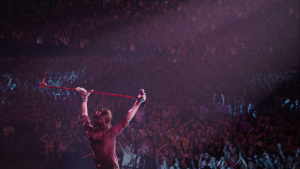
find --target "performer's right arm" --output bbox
[76,87,94,135]
[76,87,93,117]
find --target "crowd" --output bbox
[0,0,299,53]
[0,49,299,169]
[0,0,299,169]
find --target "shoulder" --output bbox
[82,115,91,123]
[82,115,93,131]
[82,115,92,127]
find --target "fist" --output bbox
[76,87,93,98]
[138,89,146,102]
[277,143,281,149]
[220,157,225,161]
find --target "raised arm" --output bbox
[239,153,248,169]
[234,96,236,108]
[76,87,93,116]
[226,98,233,114]
[156,152,163,167]
[247,103,252,113]
[156,143,168,153]
[282,98,290,108]
[240,97,243,113]
[40,133,49,143]
[221,94,225,108]
[205,93,211,105]
[296,148,300,159]
[193,98,201,107]
[197,120,204,129]
[198,153,204,169]
[163,156,168,169]
[223,141,229,153]
[254,155,264,168]
[246,127,255,138]
[265,154,275,169]
[109,91,146,137]
[174,158,181,169]
[118,141,126,154]
[191,160,197,169]
[213,94,217,106]
[277,143,286,160]
[125,91,146,122]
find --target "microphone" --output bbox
[140,89,145,108]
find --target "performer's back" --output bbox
[82,115,129,169]
[76,87,146,169]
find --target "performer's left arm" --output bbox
[111,91,146,137]
[124,92,146,122]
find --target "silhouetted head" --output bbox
[94,108,112,130]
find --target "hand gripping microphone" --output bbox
[140,89,146,108]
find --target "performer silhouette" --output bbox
[76,87,146,169]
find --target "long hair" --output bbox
[93,108,113,130]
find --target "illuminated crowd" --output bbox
[0,51,299,169]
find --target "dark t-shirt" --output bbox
[70,143,82,158]
[116,150,123,167]
[44,120,54,132]
[82,115,128,169]
[144,154,156,169]
[215,146,224,160]
[185,157,199,169]
[136,155,145,169]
